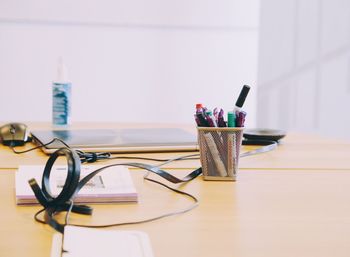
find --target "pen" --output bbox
[196,112,210,127]
[196,103,204,114]
[194,114,201,127]
[234,85,250,113]
[217,109,227,127]
[194,103,204,126]
[213,107,219,124]
[194,103,210,127]
[227,111,236,127]
[205,110,217,127]
[203,133,227,177]
[236,111,247,127]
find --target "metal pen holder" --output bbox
[197,127,244,181]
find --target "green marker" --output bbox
[227,111,236,127]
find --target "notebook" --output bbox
[31,128,199,154]
[15,165,138,205]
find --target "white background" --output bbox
[257,0,350,140]
[3,0,348,140]
[0,0,259,128]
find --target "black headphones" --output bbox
[28,147,202,233]
[29,148,93,232]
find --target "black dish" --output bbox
[243,128,286,142]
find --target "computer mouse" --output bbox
[0,123,29,146]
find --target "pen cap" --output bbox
[195,103,204,114]
[227,111,236,127]
[196,103,203,109]
[235,85,250,108]
[236,111,247,127]
[205,110,213,116]
[55,57,70,84]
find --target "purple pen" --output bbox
[236,111,247,127]
[205,110,217,127]
[217,108,227,127]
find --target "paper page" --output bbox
[51,226,154,257]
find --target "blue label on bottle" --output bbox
[52,83,71,125]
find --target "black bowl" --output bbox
[243,128,286,142]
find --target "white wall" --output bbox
[257,0,350,139]
[0,0,259,127]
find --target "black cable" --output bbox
[75,150,111,163]
[10,138,70,154]
[11,137,113,163]
[108,155,200,162]
[34,208,46,225]
[27,136,278,233]
[34,173,199,229]
[29,147,202,233]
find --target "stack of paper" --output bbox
[51,226,154,257]
[15,165,138,205]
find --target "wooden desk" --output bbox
[1,123,350,256]
[3,169,350,257]
[240,132,350,170]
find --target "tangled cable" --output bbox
[29,147,201,233]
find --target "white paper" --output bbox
[51,226,154,257]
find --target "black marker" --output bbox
[234,85,250,112]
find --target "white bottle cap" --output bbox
[55,57,70,84]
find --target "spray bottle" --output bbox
[52,57,71,126]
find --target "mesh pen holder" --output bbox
[197,127,244,181]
